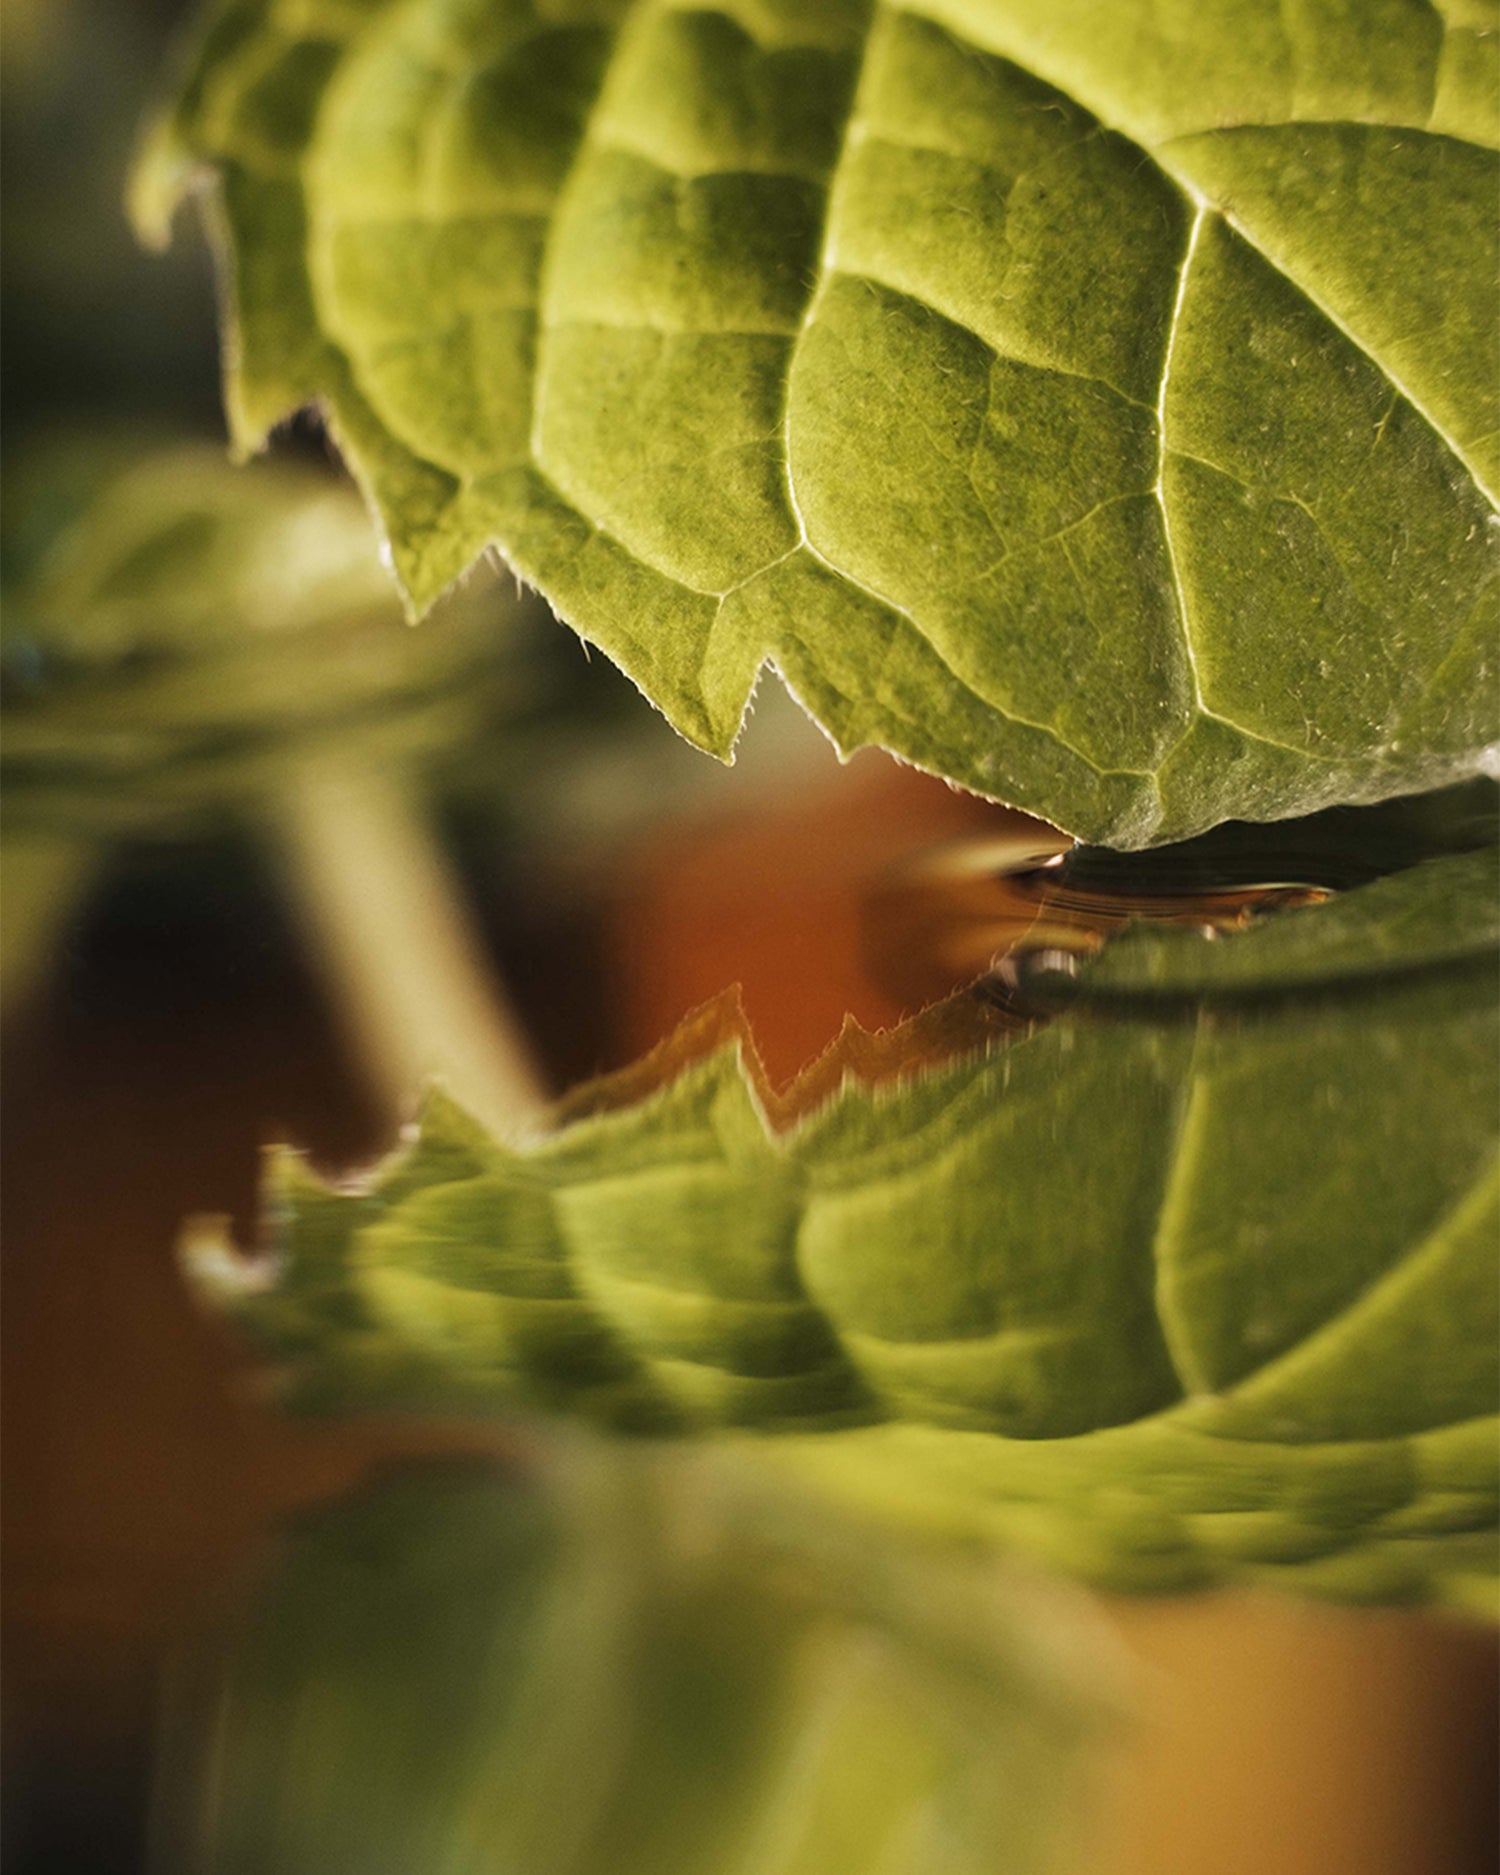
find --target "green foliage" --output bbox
[1,444,520,839]
[134,0,1499,844]
[0,441,536,1005]
[158,1455,1106,1875]
[187,846,1500,1605]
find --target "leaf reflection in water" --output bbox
[180,796,1499,1610]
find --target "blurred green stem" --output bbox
[275,760,545,1137]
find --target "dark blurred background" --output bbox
[2,0,221,492]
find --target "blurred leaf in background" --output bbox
[0,443,537,1000]
[3,447,531,821]
[154,1446,1113,1875]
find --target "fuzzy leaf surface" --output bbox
[189,848,1500,1604]
[134,0,1500,845]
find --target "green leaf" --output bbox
[157,1452,1109,1875]
[135,0,1499,844]
[186,847,1500,1605]
[1,443,525,837]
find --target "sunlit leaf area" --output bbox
[4,4,1496,1874]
